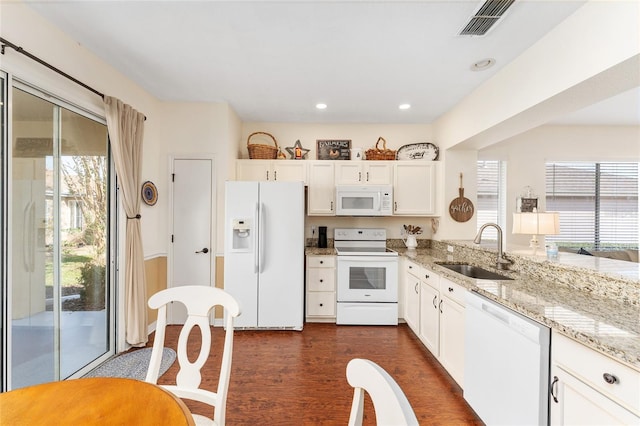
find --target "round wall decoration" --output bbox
[141,181,158,206]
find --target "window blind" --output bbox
[545,162,638,250]
[477,160,506,240]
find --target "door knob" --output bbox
[195,248,209,254]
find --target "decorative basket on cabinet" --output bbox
[365,137,396,160]
[247,132,279,159]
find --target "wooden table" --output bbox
[0,377,195,425]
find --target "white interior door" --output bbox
[170,157,215,324]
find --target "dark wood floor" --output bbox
[150,323,482,425]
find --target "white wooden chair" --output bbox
[145,286,241,426]
[346,358,419,426]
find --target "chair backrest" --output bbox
[346,358,419,426]
[145,285,241,426]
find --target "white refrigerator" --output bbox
[224,181,304,329]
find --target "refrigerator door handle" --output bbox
[254,202,260,273]
[259,202,265,274]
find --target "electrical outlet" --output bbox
[311,225,316,236]
[447,245,454,253]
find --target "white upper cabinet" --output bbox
[393,162,437,216]
[307,161,335,215]
[334,162,393,185]
[236,160,307,183]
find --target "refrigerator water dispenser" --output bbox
[231,219,252,251]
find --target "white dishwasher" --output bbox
[464,291,551,426]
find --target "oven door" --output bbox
[336,256,398,302]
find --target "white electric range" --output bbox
[334,228,399,325]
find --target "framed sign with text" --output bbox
[316,139,351,160]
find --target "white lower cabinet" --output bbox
[404,260,422,334]
[305,255,336,321]
[438,279,466,387]
[403,259,466,387]
[550,331,640,425]
[419,281,439,355]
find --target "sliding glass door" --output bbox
[9,84,113,389]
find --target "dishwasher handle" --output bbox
[482,302,510,325]
[466,291,547,344]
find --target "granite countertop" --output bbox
[399,247,640,369]
[305,247,337,256]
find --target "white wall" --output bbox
[479,124,640,247]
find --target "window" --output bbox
[545,162,638,250]
[477,161,507,240]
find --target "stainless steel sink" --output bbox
[436,263,513,280]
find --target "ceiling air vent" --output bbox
[459,0,515,36]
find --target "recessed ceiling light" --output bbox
[399,104,411,110]
[316,103,327,110]
[470,58,496,71]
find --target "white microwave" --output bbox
[335,185,393,216]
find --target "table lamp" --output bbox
[512,211,560,255]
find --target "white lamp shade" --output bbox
[513,212,560,235]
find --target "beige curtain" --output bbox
[104,96,148,347]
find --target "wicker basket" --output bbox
[365,137,396,160]
[247,132,279,159]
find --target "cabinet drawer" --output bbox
[307,256,335,268]
[439,277,466,306]
[307,292,335,316]
[307,268,335,291]
[406,260,423,278]
[554,332,640,413]
[422,267,439,290]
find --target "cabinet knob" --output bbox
[425,274,429,279]
[319,303,324,307]
[603,373,618,385]
[320,260,324,264]
[319,279,324,283]
[448,287,454,292]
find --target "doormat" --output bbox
[83,347,176,380]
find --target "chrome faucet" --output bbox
[474,223,512,270]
